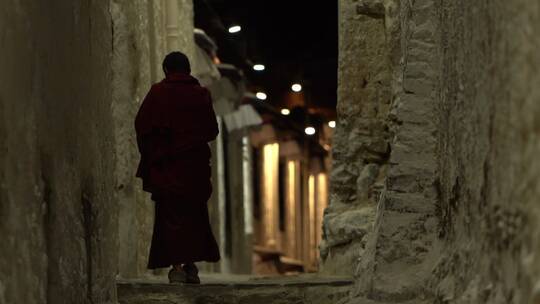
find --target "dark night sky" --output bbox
[194,0,338,112]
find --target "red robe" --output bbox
[135,73,220,268]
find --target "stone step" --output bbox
[118,274,353,304]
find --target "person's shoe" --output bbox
[182,263,201,284]
[168,268,187,284]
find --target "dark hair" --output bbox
[162,51,191,74]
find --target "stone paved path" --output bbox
[118,273,353,304]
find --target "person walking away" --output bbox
[135,51,220,284]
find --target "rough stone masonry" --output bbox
[0,0,195,303]
[323,0,540,303]
[0,1,117,303]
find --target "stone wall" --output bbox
[0,0,198,302]
[329,0,540,303]
[112,0,154,279]
[320,0,393,276]
[0,1,116,303]
[325,0,441,299]
[432,0,540,303]
[355,0,441,300]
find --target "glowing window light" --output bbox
[328,120,336,128]
[305,127,316,135]
[286,160,297,257]
[228,25,242,33]
[262,143,280,247]
[316,173,328,247]
[308,174,317,263]
[253,64,265,71]
[256,92,267,100]
[281,108,290,115]
[291,83,302,92]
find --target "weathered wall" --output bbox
[325,0,440,299]
[0,0,199,302]
[0,1,117,303]
[321,0,392,276]
[112,0,153,279]
[330,0,540,303]
[432,0,540,303]
[354,0,441,300]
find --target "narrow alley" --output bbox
[1,0,540,304]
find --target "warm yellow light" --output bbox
[291,83,302,92]
[253,64,265,71]
[256,92,267,100]
[309,175,316,219]
[316,173,328,247]
[328,120,336,128]
[308,174,316,264]
[305,127,316,135]
[281,109,290,115]
[286,160,297,257]
[228,25,242,33]
[262,143,279,248]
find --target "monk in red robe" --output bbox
[135,52,220,284]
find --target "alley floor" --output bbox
[117,273,353,304]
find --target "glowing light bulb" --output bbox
[291,83,302,92]
[256,92,267,100]
[228,25,242,33]
[305,127,316,135]
[281,109,290,115]
[328,120,336,128]
[253,64,265,71]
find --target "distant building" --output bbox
[194,29,333,275]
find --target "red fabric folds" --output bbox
[135,73,219,195]
[148,192,220,269]
[134,73,220,267]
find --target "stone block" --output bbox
[357,164,380,200]
[356,0,385,18]
[402,77,434,96]
[323,207,376,249]
[383,192,436,214]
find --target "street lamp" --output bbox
[328,121,336,128]
[228,25,242,33]
[256,92,267,100]
[253,64,265,71]
[305,127,316,135]
[291,83,302,92]
[281,109,290,115]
